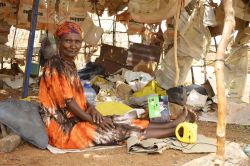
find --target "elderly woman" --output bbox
[39,21,193,149]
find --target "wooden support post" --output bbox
[191,66,195,84]
[214,0,235,165]
[0,57,3,69]
[95,2,103,43]
[173,0,183,86]
[203,57,207,82]
[113,16,116,46]
[214,37,218,52]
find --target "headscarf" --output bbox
[54,21,83,39]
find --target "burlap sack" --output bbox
[233,0,250,21]
[128,0,160,14]
[234,27,250,46]
[69,0,92,13]
[79,13,94,35]
[17,1,47,30]
[0,0,13,20]
[46,1,90,34]
[210,2,249,37]
[0,0,18,26]
[129,0,191,23]
[46,5,102,45]
[83,24,104,45]
[46,9,69,33]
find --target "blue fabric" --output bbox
[0,99,48,149]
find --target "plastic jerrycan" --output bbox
[175,122,198,144]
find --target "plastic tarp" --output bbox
[233,0,250,22]
[224,46,249,102]
[156,5,211,89]
[128,0,191,24]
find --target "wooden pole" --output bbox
[173,0,183,86]
[191,66,195,84]
[0,57,3,69]
[203,57,207,82]
[94,2,103,43]
[113,16,116,46]
[214,0,235,165]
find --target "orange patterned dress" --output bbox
[39,56,148,149]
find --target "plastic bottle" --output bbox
[83,82,96,107]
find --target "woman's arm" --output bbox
[86,102,103,124]
[66,99,115,131]
[66,99,93,123]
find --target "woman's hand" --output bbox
[86,104,103,124]
[86,103,115,131]
[99,117,115,132]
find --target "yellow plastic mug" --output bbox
[175,122,198,144]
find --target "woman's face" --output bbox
[58,33,82,60]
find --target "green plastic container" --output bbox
[30,63,40,76]
[148,95,161,118]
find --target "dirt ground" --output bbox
[0,88,250,166]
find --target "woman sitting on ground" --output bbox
[39,21,195,149]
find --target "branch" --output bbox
[214,0,235,165]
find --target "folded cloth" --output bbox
[127,134,216,154]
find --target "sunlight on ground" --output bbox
[83,153,108,159]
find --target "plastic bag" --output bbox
[186,89,208,108]
[0,99,48,149]
[78,62,105,80]
[124,70,153,91]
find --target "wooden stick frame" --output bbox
[214,0,235,165]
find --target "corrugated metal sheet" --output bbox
[127,43,161,66]
[96,43,161,74]
[96,44,130,74]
